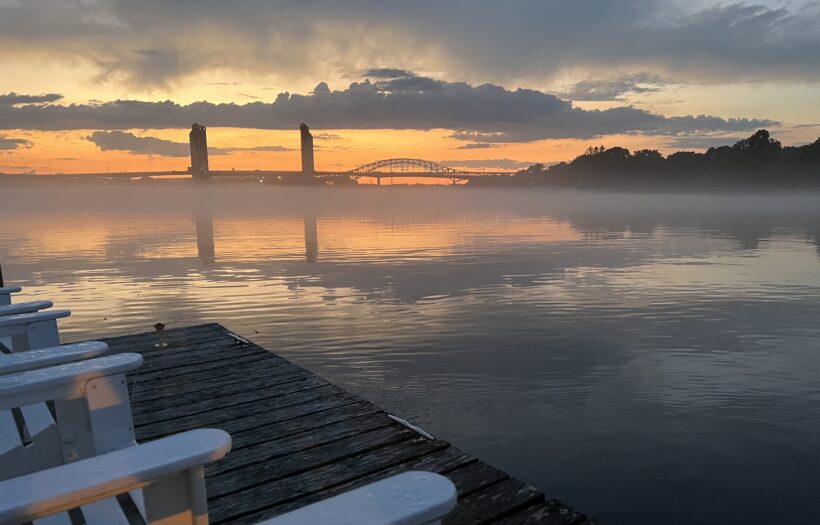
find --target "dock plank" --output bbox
[99,324,593,525]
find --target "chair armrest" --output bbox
[0,353,142,409]
[0,309,70,330]
[0,301,53,317]
[259,471,457,525]
[0,429,231,524]
[0,341,108,375]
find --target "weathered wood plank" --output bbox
[132,367,314,415]
[127,351,276,387]
[125,341,271,376]
[134,375,329,426]
[104,323,222,342]
[208,422,415,498]
[126,353,287,394]
[246,446,479,522]
[112,330,235,356]
[444,479,544,525]
[135,385,360,441]
[229,401,381,450]
[208,411,393,476]
[104,324,226,350]
[231,447,477,525]
[130,358,293,404]
[445,461,510,498]
[210,438,450,524]
[496,500,593,525]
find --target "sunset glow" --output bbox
[2,1,819,179]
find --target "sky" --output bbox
[1,0,820,176]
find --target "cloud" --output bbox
[313,132,342,141]
[0,92,62,106]
[86,130,291,157]
[363,68,416,79]
[456,142,498,150]
[1,75,776,142]
[440,159,538,170]
[1,1,819,88]
[0,135,33,150]
[560,75,662,101]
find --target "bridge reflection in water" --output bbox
[195,211,216,264]
[194,212,319,264]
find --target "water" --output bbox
[2,185,820,524]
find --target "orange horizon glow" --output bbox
[0,127,739,184]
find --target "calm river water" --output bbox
[2,185,819,524]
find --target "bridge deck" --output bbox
[101,323,595,525]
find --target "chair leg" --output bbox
[143,466,209,525]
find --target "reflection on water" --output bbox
[303,214,318,263]
[195,210,215,264]
[2,186,820,525]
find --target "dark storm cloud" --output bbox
[0,92,63,106]
[0,136,33,150]
[363,68,416,79]
[0,76,776,142]
[561,75,662,101]
[86,130,291,157]
[1,1,819,87]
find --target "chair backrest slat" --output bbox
[0,409,22,455]
[19,403,56,442]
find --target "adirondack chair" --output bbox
[0,341,109,376]
[0,353,142,482]
[0,300,53,318]
[0,353,147,524]
[0,354,457,525]
[0,287,20,307]
[0,302,53,351]
[0,435,456,525]
[0,309,70,352]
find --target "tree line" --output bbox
[469,130,820,189]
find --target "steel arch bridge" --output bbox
[341,158,512,179]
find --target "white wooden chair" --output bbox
[0,438,456,525]
[0,353,142,481]
[0,287,21,307]
[0,310,71,352]
[0,289,46,351]
[0,428,231,525]
[0,300,53,318]
[0,353,146,524]
[0,341,109,376]
[0,353,457,525]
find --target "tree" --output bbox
[732,130,781,156]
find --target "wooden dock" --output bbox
[101,323,595,525]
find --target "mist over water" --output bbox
[2,185,820,524]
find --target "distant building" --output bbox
[300,123,315,183]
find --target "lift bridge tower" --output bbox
[300,123,316,184]
[189,123,210,181]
